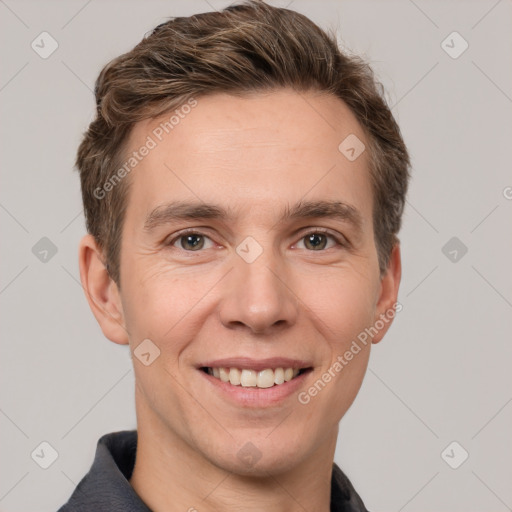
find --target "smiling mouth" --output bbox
[200,366,312,389]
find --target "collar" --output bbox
[58,430,369,512]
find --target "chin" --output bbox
[204,432,313,478]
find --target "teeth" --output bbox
[257,369,275,388]
[229,368,241,386]
[206,366,304,388]
[240,369,257,387]
[274,367,285,385]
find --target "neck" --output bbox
[130,400,337,512]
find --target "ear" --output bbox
[78,234,129,345]
[371,243,402,345]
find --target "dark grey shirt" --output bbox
[57,430,369,511]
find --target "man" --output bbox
[59,1,410,510]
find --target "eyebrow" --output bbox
[143,199,363,233]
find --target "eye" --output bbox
[295,230,344,251]
[166,228,346,253]
[169,231,215,251]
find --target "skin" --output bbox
[79,89,401,512]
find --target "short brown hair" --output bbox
[77,0,410,285]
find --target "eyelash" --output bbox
[166,227,348,252]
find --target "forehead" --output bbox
[123,89,373,229]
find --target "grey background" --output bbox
[1,0,511,510]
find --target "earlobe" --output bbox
[371,243,402,345]
[78,234,129,345]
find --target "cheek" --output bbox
[120,260,225,358]
[121,269,209,404]
[297,265,378,345]
[298,266,377,405]
[297,276,375,430]
[121,266,184,339]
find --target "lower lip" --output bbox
[198,369,311,407]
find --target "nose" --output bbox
[218,247,299,335]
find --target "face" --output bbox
[81,89,401,476]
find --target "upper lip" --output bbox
[198,357,312,372]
